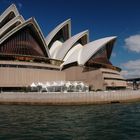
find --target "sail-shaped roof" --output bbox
[0,4,20,28]
[56,30,89,60]
[78,36,117,65]
[0,15,24,38]
[45,19,71,48]
[0,18,50,58]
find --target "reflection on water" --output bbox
[0,103,140,140]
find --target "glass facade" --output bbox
[86,45,112,67]
[1,21,21,38]
[1,12,16,28]
[48,24,69,49]
[0,27,46,57]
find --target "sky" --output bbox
[1,0,140,78]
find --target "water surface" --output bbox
[0,103,140,140]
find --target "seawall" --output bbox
[0,90,140,105]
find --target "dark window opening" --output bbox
[48,24,69,49]
[0,27,46,58]
[1,21,21,38]
[1,12,16,28]
[104,77,125,81]
[102,71,120,75]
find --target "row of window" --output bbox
[104,77,125,81]
[102,71,120,75]
[0,64,60,71]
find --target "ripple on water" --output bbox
[0,103,140,140]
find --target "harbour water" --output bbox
[0,103,140,140]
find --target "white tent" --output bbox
[30,82,37,87]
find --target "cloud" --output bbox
[122,59,140,70]
[125,34,140,53]
[121,59,140,78]
[121,70,140,79]
[111,52,116,57]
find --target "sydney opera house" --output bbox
[0,4,126,92]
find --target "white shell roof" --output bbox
[49,40,63,59]
[0,4,118,69]
[0,18,50,58]
[56,30,89,60]
[0,15,24,37]
[0,4,20,24]
[61,43,83,67]
[45,19,71,46]
[78,36,117,65]
[63,43,82,61]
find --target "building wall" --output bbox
[100,68,127,88]
[104,80,126,87]
[0,61,65,87]
[64,66,126,90]
[64,66,104,90]
[0,61,126,90]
